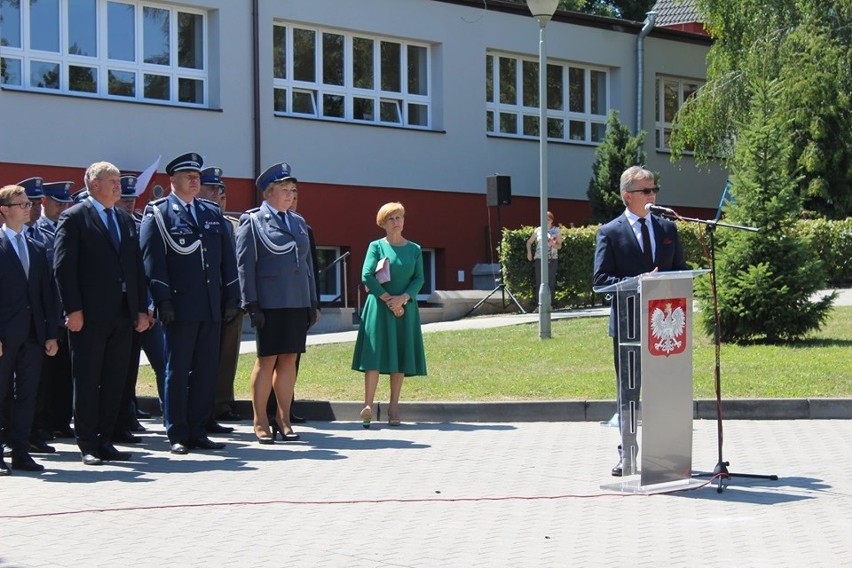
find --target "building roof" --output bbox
[651,0,700,26]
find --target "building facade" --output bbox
[0,0,724,304]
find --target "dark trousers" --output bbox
[69,318,133,454]
[214,311,243,416]
[33,328,73,435]
[0,337,43,454]
[140,321,166,411]
[114,330,143,434]
[163,321,221,443]
[533,258,558,300]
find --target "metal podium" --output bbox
[595,269,708,494]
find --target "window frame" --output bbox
[486,51,610,145]
[418,248,435,302]
[273,22,432,129]
[655,75,703,152]
[0,0,209,107]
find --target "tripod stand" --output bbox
[658,209,778,493]
[465,277,526,318]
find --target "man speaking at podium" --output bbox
[592,165,687,477]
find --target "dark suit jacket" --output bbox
[0,232,57,346]
[54,200,147,321]
[593,212,688,335]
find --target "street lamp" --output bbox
[526,0,559,339]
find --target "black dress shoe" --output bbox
[190,437,225,450]
[169,443,189,455]
[205,421,234,434]
[216,409,242,422]
[99,445,132,461]
[289,412,307,424]
[0,458,10,476]
[53,425,75,438]
[129,418,147,432]
[135,407,152,419]
[113,431,142,444]
[12,452,45,472]
[82,453,103,466]
[611,460,623,477]
[29,439,56,454]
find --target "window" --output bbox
[655,76,702,151]
[0,0,207,106]
[486,52,609,144]
[316,246,345,304]
[273,23,431,129]
[418,248,435,301]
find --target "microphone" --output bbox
[645,203,678,217]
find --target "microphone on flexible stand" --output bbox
[645,203,679,218]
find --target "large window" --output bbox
[316,246,345,304]
[486,52,609,144]
[0,0,207,106]
[273,23,431,129]
[655,76,701,151]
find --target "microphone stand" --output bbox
[654,208,778,493]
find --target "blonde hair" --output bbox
[376,201,405,227]
[0,185,26,205]
[85,161,120,186]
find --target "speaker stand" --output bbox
[464,279,526,318]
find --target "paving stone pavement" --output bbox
[2,418,851,567]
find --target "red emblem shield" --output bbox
[647,298,688,356]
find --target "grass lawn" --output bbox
[136,306,852,402]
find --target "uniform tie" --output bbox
[278,211,291,231]
[638,217,653,268]
[105,208,121,250]
[186,203,198,226]
[15,232,30,277]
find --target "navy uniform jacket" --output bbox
[0,232,57,346]
[54,200,148,322]
[140,195,239,321]
[235,202,316,310]
[592,212,687,336]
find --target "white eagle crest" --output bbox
[650,303,686,354]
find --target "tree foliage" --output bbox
[586,110,646,223]
[695,76,835,343]
[670,0,852,218]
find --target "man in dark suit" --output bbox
[140,153,240,455]
[592,165,687,477]
[54,162,150,466]
[0,184,59,474]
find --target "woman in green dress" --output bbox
[352,202,427,428]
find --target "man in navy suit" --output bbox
[140,153,240,455]
[593,165,687,477]
[54,162,150,466]
[0,184,59,474]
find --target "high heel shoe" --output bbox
[388,415,401,427]
[272,417,301,442]
[254,424,274,445]
[360,406,372,429]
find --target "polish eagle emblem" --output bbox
[648,298,687,356]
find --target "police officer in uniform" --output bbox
[30,181,75,448]
[198,167,242,429]
[140,153,240,455]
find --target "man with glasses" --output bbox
[592,165,687,477]
[54,162,150,466]
[0,185,59,474]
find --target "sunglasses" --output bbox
[2,201,34,209]
[628,186,660,195]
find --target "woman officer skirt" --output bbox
[256,307,309,356]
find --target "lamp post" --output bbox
[526,0,559,339]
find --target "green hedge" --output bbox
[499,218,851,310]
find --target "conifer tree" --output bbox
[586,110,646,223]
[696,76,835,343]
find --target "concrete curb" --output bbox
[139,397,852,422]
